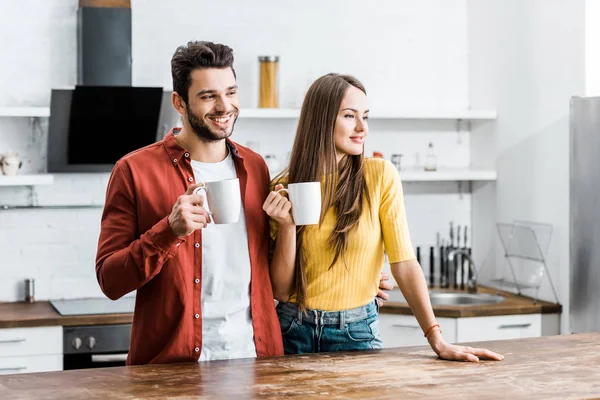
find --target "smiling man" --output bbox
[95,41,284,364]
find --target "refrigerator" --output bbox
[570,95,600,333]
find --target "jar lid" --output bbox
[258,56,279,62]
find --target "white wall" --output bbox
[586,0,600,95]
[468,0,586,333]
[0,0,475,301]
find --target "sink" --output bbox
[429,292,505,306]
[386,290,506,306]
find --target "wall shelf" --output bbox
[0,107,50,118]
[239,108,497,120]
[270,168,497,182]
[0,174,54,186]
[0,107,498,120]
[399,168,497,182]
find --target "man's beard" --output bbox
[186,103,238,143]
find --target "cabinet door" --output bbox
[0,327,62,357]
[0,355,63,375]
[456,314,541,343]
[379,314,456,348]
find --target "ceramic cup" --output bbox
[277,182,321,225]
[194,178,241,224]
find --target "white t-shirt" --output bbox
[191,151,257,362]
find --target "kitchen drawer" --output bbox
[378,314,456,348]
[0,327,62,357]
[0,355,62,375]
[456,314,542,343]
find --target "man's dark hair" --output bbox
[171,40,236,103]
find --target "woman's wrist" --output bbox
[427,329,445,354]
[278,221,296,230]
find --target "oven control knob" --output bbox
[87,336,96,349]
[72,337,82,350]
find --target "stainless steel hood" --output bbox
[77,0,132,86]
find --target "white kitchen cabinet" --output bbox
[379,313,559,349]
[379,314,456,348]
[0,355,62,375]
[0,327,63,374]
[456,314,541,343]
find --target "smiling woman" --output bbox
[263,73,504,362]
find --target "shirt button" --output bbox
[188,177,193,182]
[194,347,200,352]
[173,158,178,163]
[194,314,200,319]
[195,243,200,248]
[184,153,190,158]
[194,279,200,284]
[176,243,181,247]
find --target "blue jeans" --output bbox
[275,300,383,354]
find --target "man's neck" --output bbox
[175,127,229,163]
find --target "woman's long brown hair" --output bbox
[274,73,370,311]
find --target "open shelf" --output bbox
[0,107,50,118]
[0,107,498,121]
[0,174,54,186]
[239,108,497,120]
[399,168,497,182]
[270,168,497,182]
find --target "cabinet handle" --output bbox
[0,338,26,344]
[391,324,420,329]
[0,366,26,372]
[498,323,532,329]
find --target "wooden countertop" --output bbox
[0,332,598,399]
[0,301,132,328]
[0,285,561,329]
[380,285,562,317]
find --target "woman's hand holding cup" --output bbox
[263,184,295,226]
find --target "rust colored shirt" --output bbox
[95,128,283,365]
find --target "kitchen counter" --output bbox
[380,285,562,317]
[0,301,132,328]
[0,284,561,329]
[0,332,598,399]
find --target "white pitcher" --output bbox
[1,152,23,176]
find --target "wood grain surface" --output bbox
[0,284,560,329]
[0,333,598,399]
[380,285,562,317]
[0,301,132,328]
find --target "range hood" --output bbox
[77,0,132,86]
[47,1,180,173]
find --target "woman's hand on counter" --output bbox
[427,330,505,362]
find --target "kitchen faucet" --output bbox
[447,249,478,293]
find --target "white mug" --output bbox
[1,152,22,176]
[277,182,322,226]
[194,178,241,224]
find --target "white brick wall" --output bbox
[0,0,474,301]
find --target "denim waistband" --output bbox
[277,300,378,329]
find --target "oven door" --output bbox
[64,352,129,370]
[63,324,131,370]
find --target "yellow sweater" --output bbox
[270,158,416,311]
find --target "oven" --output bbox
[62,324,131,370]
